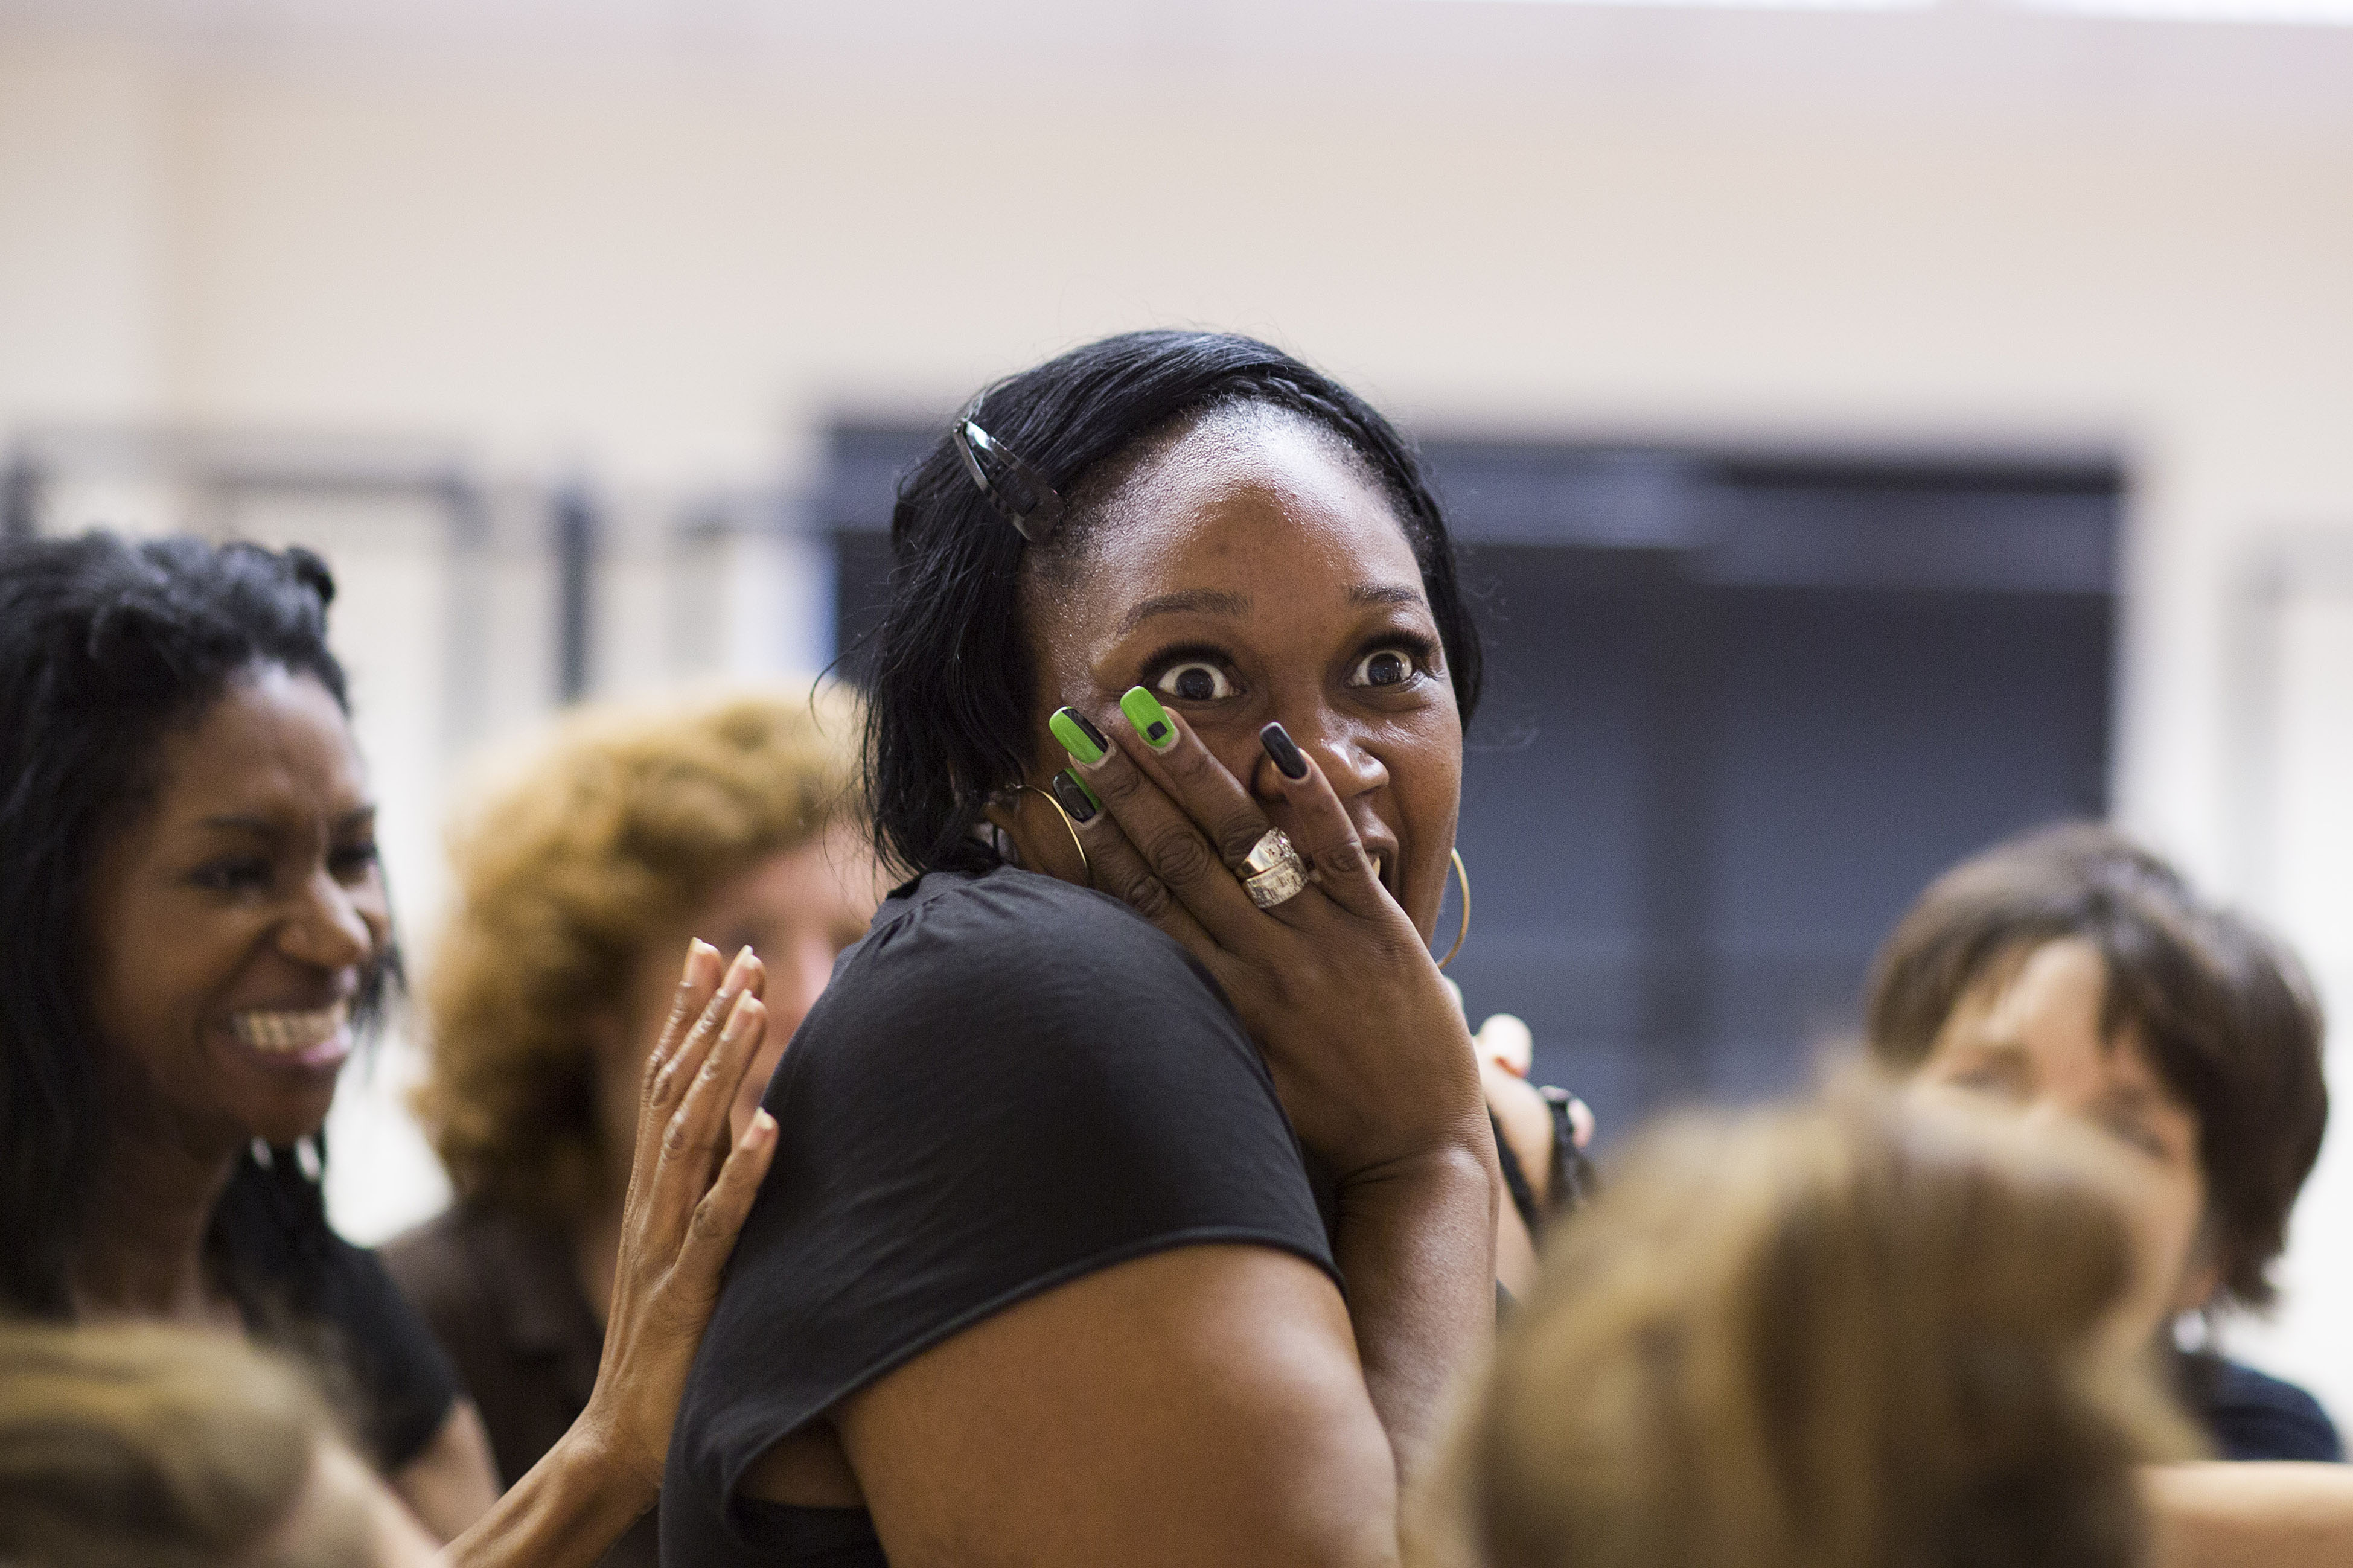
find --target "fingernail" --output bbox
[723,991,759,1037]
[1050,770,1100,823]
[680,939,710,985]
[726,944,755,984]
[1260,722,1308,780]
[1120,687,1176,750]
[749,1108,777,1146]
[1050,706,1109,765]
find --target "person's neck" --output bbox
[71,1127,241,1326]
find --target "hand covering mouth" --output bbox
[229,1000,350,1055]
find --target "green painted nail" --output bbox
[1049,706,1108,766]
[1120,687,1176,750]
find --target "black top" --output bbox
[384,1205,657,1568]
[2182,1354,2345,1463]
[663,867,1340,1567]
[211,1155,461,1471]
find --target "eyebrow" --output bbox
[1118,590,1253,636]
[1116,581,1428,638]
[198,815,278,837]
[196,808,376,835]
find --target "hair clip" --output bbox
[952,394,1066,545]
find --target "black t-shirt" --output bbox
[663,867,1340,1567]
[2182,1353,2345,1463]
[211,1154,462,1471]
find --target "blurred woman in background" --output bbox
[0,532,780,1566]
[388,686,879,1568]
[1416,1088,2201,1568]
[1866,823,2336,1462]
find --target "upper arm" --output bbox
[2144,1462,2353,1568]
[388,1398,501,1542]
[836,1243,1397,1568]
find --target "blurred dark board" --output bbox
[823,427,2117,1140]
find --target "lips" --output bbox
[229,1001,350,1060]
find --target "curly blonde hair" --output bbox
[413,685,862,1220]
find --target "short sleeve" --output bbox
[669,867,1337,1514]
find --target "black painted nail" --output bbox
[1050,770,1100,823]
[1260,722,1309,780]
[1050,706,1110,765]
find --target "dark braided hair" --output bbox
[0,532,382,1316]
[864,330,1483,878]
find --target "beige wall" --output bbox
[7,7,2353,1410]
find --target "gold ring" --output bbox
[1242,827,1298,878]
[1244,857,1310,909]
[1238,827,1310,909]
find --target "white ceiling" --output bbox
[3,0,2352,124]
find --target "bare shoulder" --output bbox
[2146,1462,2353,1568]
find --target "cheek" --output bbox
[354,877,395,945]
[84,884,220,1068]
[2145,1164,2209,1273]
[1392,727,1463,914]
[2110,1162,2208,1334]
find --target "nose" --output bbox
[1251,709,1388,803]
[279,866,379,974]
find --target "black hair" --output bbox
[0,532,378,1316]
[864,330,1484,878]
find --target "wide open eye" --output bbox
[1347,648,1418,690]
[1155,661,1236,703]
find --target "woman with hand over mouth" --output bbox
[666,331,1522,1568]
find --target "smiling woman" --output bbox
[0,533,786,1568]
[0,534,486,1523]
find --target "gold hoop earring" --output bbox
[1438,848,1470,970]
[1012,783,1090,885]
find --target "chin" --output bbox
[240,1092,339,1152]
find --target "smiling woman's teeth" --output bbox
[231,1002,349,1054]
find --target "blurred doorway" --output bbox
[822,430,2118,1136]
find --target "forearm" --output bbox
[438,1429,654,1568]
[1332,1132,1497,1486]
[2145,1462,2353,1568]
